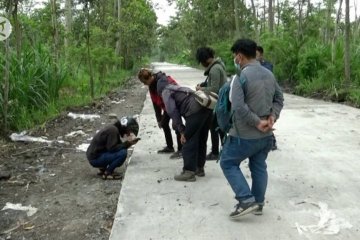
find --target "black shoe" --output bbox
[230,201,259,219]
[169,151,182,159]
[195,167,205,177]
[157,146,175,154]
[253,205,263,215]
[206,152,219,160]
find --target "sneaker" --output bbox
[195,168,205,177]
[174,170,196,182]
[206,152,219,161]
[229,201,259,219]
[157,146,175,154]
[253,205,263,215]
[169,151,182,159]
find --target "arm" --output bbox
[201,67,221,93]
[161,89,185,133]
[231,74,261,127]
[152,102,162,122]
[271,81,284,120]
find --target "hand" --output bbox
[256,119,271,133]
[125,138,140,147]
[268,115,275,127]
[180,133,186,144]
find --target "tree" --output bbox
[269,0,274,33]
[344,0,351,86]
[2,1,13,134]
[64,0,73,58]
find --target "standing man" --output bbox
[220,39,284,218]
[256,45,277,150]
[195,47,227,160]
[256,46,273,72]
[138,68,183,159]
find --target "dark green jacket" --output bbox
[202,58,227,94]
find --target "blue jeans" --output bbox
[220,135,273,203]
[89,148,128,174]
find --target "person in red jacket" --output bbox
[138,68,182,159]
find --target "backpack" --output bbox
[215,81,233,133]
[165,84,218,110]
[215,75,246,134]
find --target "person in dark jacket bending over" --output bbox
[195,47,227,160]
[220,39,284,218]
[86,116,140,180]
[158,79,212,181]
[138,68,183,159]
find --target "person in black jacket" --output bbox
[86,116,139,180]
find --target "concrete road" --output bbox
[109,62,360,240]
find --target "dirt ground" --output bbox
[0,77,147,240]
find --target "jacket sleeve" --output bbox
[271,81,284,120]
[152,102,162,122]
[231,74,261,127]
[161,89,185,133]
[202,66,222,93]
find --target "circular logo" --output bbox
[0,17,12,41]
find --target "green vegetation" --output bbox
[159,0,360,106]
[0,0,157,134]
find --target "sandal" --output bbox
[102,172,123,180]
[97,168,106,176]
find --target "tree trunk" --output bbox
[50,0,59,74]
[85,1,94,98]
[325,0,335,43]
[234,0,241,38]
[250,0,259,41]
[331,0,343,62]
[276,0,281,32]
[13,0,21,58]
[2,2,13,134]
[115,0,121,56]
[268,0,274,33]
[297,0,304,39]
[64,0,72,58]
[344,0,351,87]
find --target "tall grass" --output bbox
[0,43,132,132]
[0,44,66,130]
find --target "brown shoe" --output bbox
[195,168,205,177]
[174,170,196,182]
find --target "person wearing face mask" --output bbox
[86,116,140,180]
[220,39,284,218]
[195,47,227,161]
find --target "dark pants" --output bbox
[182,108,212,172]
[209,113,225,154]
[162,113,182,151]
[89,148,127,174]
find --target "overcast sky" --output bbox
[151,0,357,26]
[151,0,177,26]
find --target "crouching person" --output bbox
[86,116,140,180]
[157,80,212,182]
